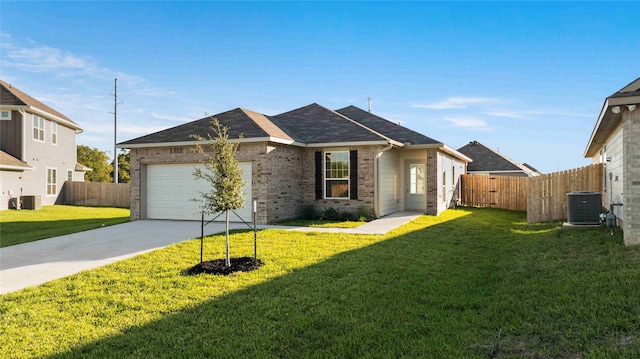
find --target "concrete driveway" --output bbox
[0,220,249,295]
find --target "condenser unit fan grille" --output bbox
[566,191,601,225]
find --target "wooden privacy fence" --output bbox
[63,181,130,208]
[527,164,603,224]
[459,163,604,223]
[460,175,528,211]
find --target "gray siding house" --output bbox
[118,103,471,224]
[585,77,640,246]
[0,80,88,210]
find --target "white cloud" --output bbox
[484,111,527,120]
[5,45,92,73]
[413,97,498,110]
[1,32,157,92]
[445,116,491,131]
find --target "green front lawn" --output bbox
[0,205,130,247]
[1,208,639,357]
[276,218,365,228]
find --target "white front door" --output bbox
[406,162,426,211]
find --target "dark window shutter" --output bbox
[350,150,358,199]
[315,151,322,200]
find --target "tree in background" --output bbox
[192,118,245,267]
[111,149,130,183]
[77,145,113,182]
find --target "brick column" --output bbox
[426,148,438,215]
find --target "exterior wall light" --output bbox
[628,104,636,112]
[611,106,621,114]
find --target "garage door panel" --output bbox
[147,162,252,221]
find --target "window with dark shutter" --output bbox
[315,151,322,199]
[350,150,358,199]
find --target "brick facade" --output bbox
[425,148,438,215]
[129,142,304,225]
[623,108,640,245]
[301,146,377,216]
[129,142,456,224]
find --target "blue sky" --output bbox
[1,1,638,173]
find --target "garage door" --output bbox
[146,162,252,221]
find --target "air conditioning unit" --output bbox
[566,192,601,225]
[20,195,42,210]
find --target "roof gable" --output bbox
[458,141,527,173]
[335,105,441,145]
[119,108,288,146]
[0,80,80,130]
[584,77,640,157]
[270,103,386,144]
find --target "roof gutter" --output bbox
[405,143,472,163]
[584,95,640,158]
[3,105,83,133]
[117,136,296,149]
[118,138,400,149]
[0,164,34,171]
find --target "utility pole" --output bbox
[112,78,119,183]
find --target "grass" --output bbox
[0,205,130,247]
[276,218,365,228]
[1,207,640,357]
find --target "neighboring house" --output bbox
[118,103,471,224]
[584,77,640,246]
[0,80,88,210]
[457,140,542,177]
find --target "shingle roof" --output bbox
[119,103,446,148]
[335,105,442,145]
[0,80,80,129]
[118,108,292,145]
[270,103,386,144]
[0,150,32,170]
[457,141,524,172]
[522,163,542,175]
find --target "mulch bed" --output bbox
[187,256,263,276]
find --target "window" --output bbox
[324,151,349,198]
[0,110,10,121]
[409,164,425,194]
[67,169,73,182]
[47,168,57,195]
[51,122,58,145]
[442,172,447,203]
[452,166,455,186]
[33,115,45,141]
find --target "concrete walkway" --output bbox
[0,212,423,295]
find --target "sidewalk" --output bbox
[0,212,422,295]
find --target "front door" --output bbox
[406,162,426,210]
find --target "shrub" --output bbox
[299,204,319,220]
[356,205,375,222]
[322,207,338,221]
[338,210,356,222]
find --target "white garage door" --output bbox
[146,162,252,222]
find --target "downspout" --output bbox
[374,141,394,218]
[19,110,27,161]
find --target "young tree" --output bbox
[77,145,113,182]
[192,118,245,267]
